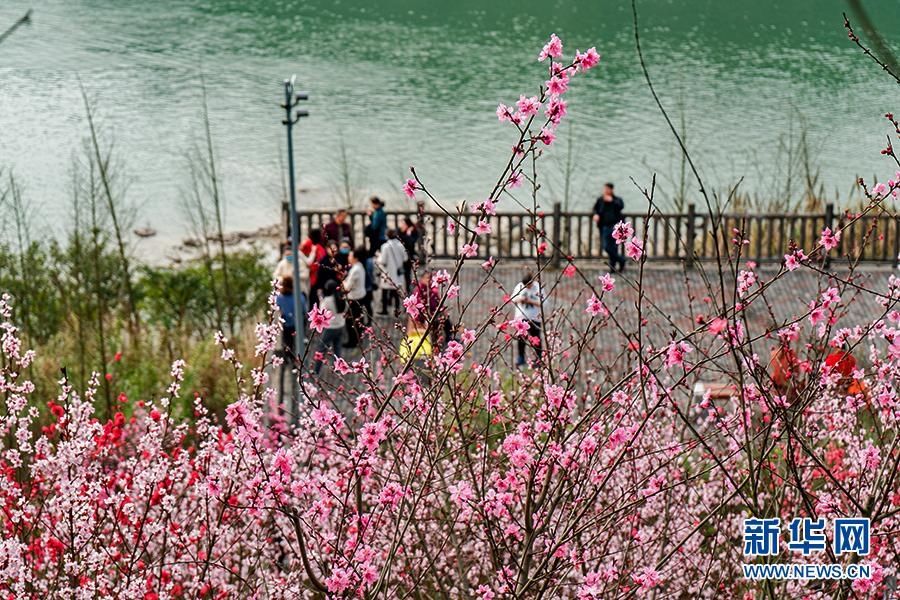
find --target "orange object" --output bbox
[770,345,798,388]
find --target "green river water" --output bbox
[1,0,898,251]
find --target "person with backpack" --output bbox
[592,182,626,273]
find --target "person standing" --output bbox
[275,276,303,405]
[335,241,351,269]
[341,246,368,348]
[276,276,298,357]
[376,230,408,316]
[324,208,353,246]
[592,182,626,273]
[312,242,341,306]
[399,217,420,293]
[304,228,327,301]
[354,245,376,322]
[365,196,387,252]
[510,271,544,368]
[313,280,347,374]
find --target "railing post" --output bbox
[894,215,900,268]
[824,203,834,269]
[551,202,562,268]
[685,203,696,268]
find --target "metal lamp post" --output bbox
[281,76,309,366]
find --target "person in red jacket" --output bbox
[304,228,327,303]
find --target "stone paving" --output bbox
[313,260,897,377]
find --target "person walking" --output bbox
[510,271,544,368]
[313,280,346,374]
[342,246,368,348]
[365,196,387,252]
[324,208,353,246]
[399,217,420,293]
[376,229,408,316]
[592,182,626,273]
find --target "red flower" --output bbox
[824,351,856,377]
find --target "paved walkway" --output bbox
[295,261,896,390]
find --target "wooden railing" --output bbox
[283,202,900,266]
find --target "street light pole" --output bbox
[281,76,309,368]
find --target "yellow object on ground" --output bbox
[400,332,433,362]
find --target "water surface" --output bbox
[1,0,898,253]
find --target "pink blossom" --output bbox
[538,127,556,146]
[538,33,563,61]
[508,318,531,337]
[325,568,352,594]
[861,442,881,470]
[625,237,644,261]
[403,294,424,320]
[563,264,576,278]
[496,103,512,122]
[586,295,608,317]
[665,340,692,368]
[475,219,492,235]
[515,95,541,118]
[575,47,601,70]
[402,178,417,199]
[708,317,727,335]
[507,171,523,188]
[448,480,473,507]
[545,96,567,125]
[358,421,388,453]
[477,585,495,600]
[784,252,800,271]
[632,566,662,590]
[546,75,568,96]
[737,269,757,297]
[612,221,633,243]
[433,269,451,285]
[461,242,479,258]
[311,405,344,430]
[819,227,841,251]
[808,302,826,326]
[378,482,406,509]
[308,304,334,333]
[599,273,615,292]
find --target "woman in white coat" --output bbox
[376,229,408,315]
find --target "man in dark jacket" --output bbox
[592,182,626,273]
[324,209,353,246]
